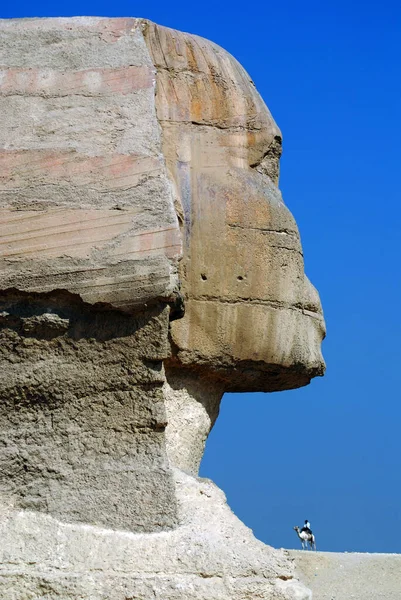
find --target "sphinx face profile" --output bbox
[0,18,325,396]
[145,23,326,392]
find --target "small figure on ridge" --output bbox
[301,519,312,535]
[294,522,316,551]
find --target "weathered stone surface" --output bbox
[163,370,224,475]
[288,550,401,600]
[0,472,311,600]
[143,22,325,391]
[0,291,177,532]
[0,16,326,600]
[0,18,181,311]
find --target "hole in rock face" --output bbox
[237,275,244,281]
[201,273,207,281]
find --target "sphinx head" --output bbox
[0,21,324,600]
[144,22,326,393]
[0,18,325,482]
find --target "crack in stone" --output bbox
[227,223,297,236]
[189,295,323,318]
[158,117,268,133]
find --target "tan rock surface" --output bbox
[143,22,325,391]
[288,550,401,600]
[0,17,326,600]
[0,18,181,310]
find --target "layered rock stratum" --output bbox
[0,17,326,599]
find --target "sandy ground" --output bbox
[287,550,401,600]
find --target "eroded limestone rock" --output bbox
[144,21,324,392]
[0,17,325,600]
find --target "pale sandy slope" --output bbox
[287,550,401,600]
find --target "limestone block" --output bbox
[0,291,177,532]
[0,17,181,310]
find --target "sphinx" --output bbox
[0,17,325,599]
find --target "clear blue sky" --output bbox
[2,1,400,553]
